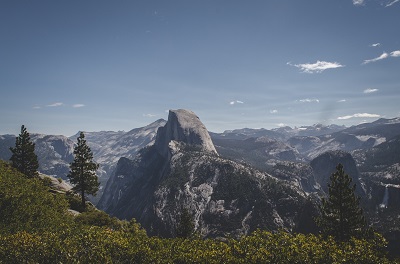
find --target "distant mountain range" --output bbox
[0,120,166,204]
[1,114,400,238]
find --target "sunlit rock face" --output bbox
[98,109,220,223]
[99,109,308,238]
[155,109,218,158]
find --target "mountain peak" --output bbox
[155,109,217,156]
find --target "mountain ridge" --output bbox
[99,109,310,237]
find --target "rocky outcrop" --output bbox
[155,109,217,158]
[98,109,219,221]
[310,150,364,196]
[271,161,320,194]
[99,109,309,238]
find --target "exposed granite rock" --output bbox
[310,150,364,196]
[155,109,217,158]
[99,109,308,238]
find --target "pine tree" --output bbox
[68,132,99,210]
[176,208,195,238]
[9,125,39,178]
[317,163,367,241]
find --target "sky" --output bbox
[1,0,400,136]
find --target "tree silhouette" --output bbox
[68,132,99,210]
[176,208,195,238]
[317,163,368,241]
[9,125,39,178]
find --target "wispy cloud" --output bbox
[390,50,400,57]
[270,109,278,114]
[33,106,41,109]
[370,43,381,47]
[230,100,244,105]
[47,102,64,107]
[143,113,156,118]
[337,99,347,103]
[297,98,320,103]
[277,123,286,127]
[288,61,344,73]
[362,52,389,64]
[386,0,400,7]
[72,104,85,108]
[352,0,365,6]
[363,88,379,94]
[337,113,381,120]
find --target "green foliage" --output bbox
[176,208,195,238]
[68,132,99,210]
[66,190,87,212]
[317,163,369,241]
[9,125,39,178]
[228,230,389,264]
[0,227,391,263]
[41,175,53,187]
[75,210,125,230]
[0,160,71,234]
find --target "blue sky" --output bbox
[1,0,399,136]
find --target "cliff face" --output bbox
[310,150,364,196]
[155,109,217,158]
[98,109,219,222]
[99,109,308,237]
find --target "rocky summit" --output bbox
[98,109,309,238]
[155,109,218,158]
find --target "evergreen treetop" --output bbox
[9,125,39,178]
[68,132,99,210]
[176,208,195,238]
[317,163,368,241]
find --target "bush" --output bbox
[0,161,71,234]
[75,210,125,230]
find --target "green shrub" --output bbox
[0,161,71,234]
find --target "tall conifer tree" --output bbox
[176,208,195,238]
[68,132,99,210]
[317,163,367,241]
[9,125,39,178]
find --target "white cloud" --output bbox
[386,0,400,7]
[362,52,389,64]
[337,113,381,120]
[338,99,347,103]
[363,88,379,94]
[288,61,344,73]
[143,113,156,118]
[298,98,320,103]
[72,104,85,108]
[47,102,64,107]
[370,43,381,47]
[277,123,286,127]
[390,50,400,57]
[270,109,278,114]
[230,100,244,105]
[353,0,365,5]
